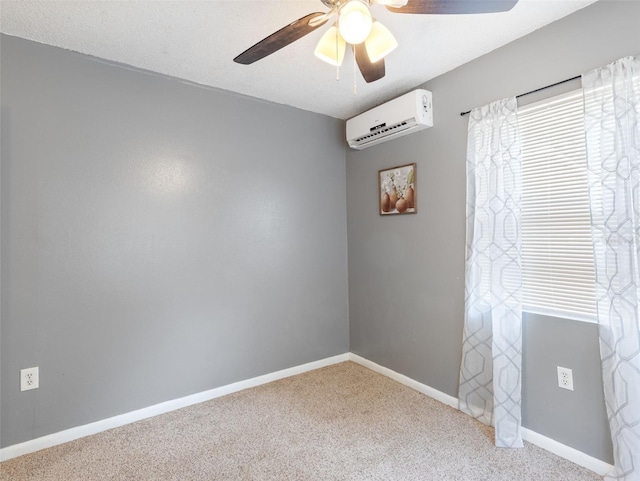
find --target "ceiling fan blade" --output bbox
[386,0,518,14]
[354,44,385,83]
[234,12,329,65]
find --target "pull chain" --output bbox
[352,45,357,95]
[335,24,340,80]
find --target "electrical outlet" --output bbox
[20,367,39,392]
[557,366,574,391]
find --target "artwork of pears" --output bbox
[379,163,416,215]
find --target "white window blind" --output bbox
[518,89,597,322]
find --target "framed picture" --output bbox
[379,163,417,215]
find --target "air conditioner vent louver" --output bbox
[353,120,416,145]
[346,89,433,150]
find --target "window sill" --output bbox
[523,306,597,324]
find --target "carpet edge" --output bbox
[0,353,350,462]
[348,353,613,477]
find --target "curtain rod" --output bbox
[459,75,582,116]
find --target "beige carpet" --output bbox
[0,362,603,480]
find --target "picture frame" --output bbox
[379,163,417,215]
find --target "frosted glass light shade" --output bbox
[338,1,372,45]
[314,25,346,66]
[365,21,398,63]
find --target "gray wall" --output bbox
[347,0,640,464]
[0,35,349,447]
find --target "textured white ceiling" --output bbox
[0,0,599,119]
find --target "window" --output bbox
[518,89,597,322]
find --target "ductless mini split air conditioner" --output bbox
[346,89,433,150]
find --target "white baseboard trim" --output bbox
[349,352,614,477]
[521,427,613,476]
[1,351,615,477]
[349,353,459,409]
[0,353,349,462]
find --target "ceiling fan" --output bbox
[233,0,518,83]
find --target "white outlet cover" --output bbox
[557,366,574,391]
[20,367,39,391]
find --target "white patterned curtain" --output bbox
[584,55,640,481]
[459,98,523,448]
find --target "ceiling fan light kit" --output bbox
[233,0,519,84]
[314,1,398,78]
[338,0,373,44]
